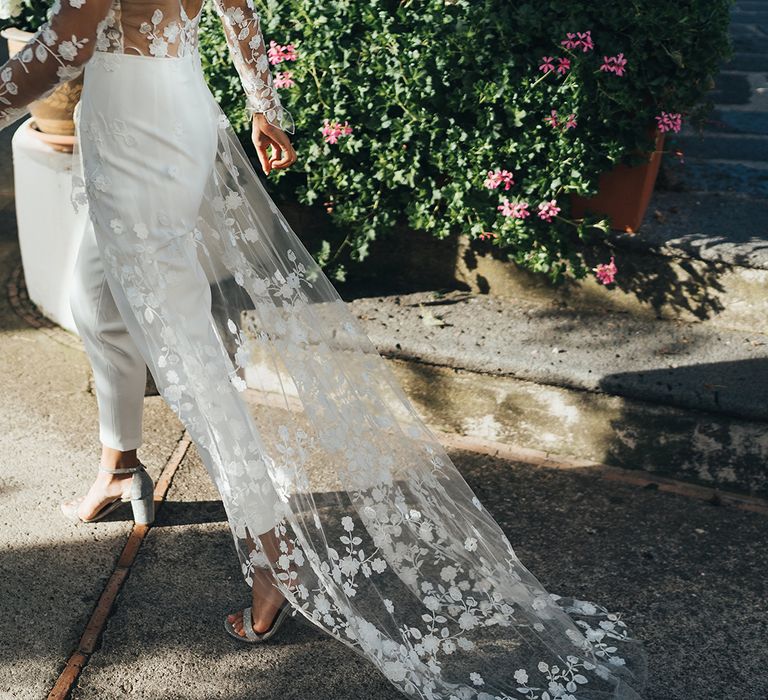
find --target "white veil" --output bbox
[1,0,647,693]
[73,80,645,699]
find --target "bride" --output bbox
[0,0,647,697]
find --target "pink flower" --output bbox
[557,57,571,75]
[268,41,298,65]
[539,56,555,73]
[594,256,618,285]
[600,53,628,76]
[274,71,296,88]
[321,119,353,144]
[544,109,558,128]
[564,113,577,129]
[561,31,594,52]
[478,231,498,240]
[484,169,515,191]
[498,199,530,219]
[655,111,682,133]
[537,200,561,222]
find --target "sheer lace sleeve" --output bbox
[211,0,294,134]
[0,0,113,131]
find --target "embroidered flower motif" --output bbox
[133,222,149,239]
[112,119,138,146]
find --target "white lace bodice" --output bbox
[0,0,293,132]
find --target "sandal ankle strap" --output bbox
[98,461,145,475]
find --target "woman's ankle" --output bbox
[100,446,140,471]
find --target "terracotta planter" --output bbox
[2,27,81,150]
[570,128,666,234]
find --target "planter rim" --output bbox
[1,27,35,41]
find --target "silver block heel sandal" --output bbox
[60,462,156,525]
[224,599,295,644]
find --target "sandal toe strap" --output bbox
[242,607,259,641]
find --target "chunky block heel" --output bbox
[128,466,156,525]
[60,461,156,525]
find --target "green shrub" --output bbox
[2,0,735,284]
[204,0,734,282]
[0,0,50,31]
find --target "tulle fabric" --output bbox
[69,47,646,700]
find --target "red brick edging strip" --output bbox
[435,430,768,516]
[47,432,193,700]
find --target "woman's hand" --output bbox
[251,113,297,176]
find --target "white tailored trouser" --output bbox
[69,213,147,451]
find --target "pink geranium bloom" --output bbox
[656,111,683,133]
[557,57,571,75]
[539,56,555,73]
[565,113,577,129]
[268,40,298,65]
[274,71,296,88]
[498,199,530,219]
[321,119,353,144]
[561,30,593,52]
[478,231,498,240]
[511,201,530,218]
[577,31,594,51]
[600,53,628,76]
[283,44,298,61]
[537,200,561,222]
[544,109,558,128]
[594,256,618,285]
[484,169,515,190]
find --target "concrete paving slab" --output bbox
[616,191,768,267]
[711,73,768,113]
[726,52,768,72]
[0,234,184,699]
[463,450,768,700]
[72,446,404,700]
[705,108,768,136]
[674,132,768,162]
[381,358,768,497]
[347,289,768,422]
[71,443,768,700]
[660,157,768,199]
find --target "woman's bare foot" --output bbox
[226,567,288,636]
[61,447,140,521]
[227,528,297,638]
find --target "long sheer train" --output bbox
[0,0,647,696]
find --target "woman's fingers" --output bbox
[252,120,297,174]
[253,136,272,175]
[269,139,297,170]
